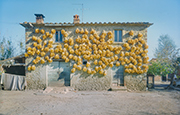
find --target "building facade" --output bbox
[21,14,152,90]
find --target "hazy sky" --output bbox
[0,0,180,59]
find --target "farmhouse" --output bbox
[20,14,152,90]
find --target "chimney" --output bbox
[73,14,80,24]
[34,14,45,24]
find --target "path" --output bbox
[0,89,180,115]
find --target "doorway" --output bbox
[111,65,124,86]
[48,61,70,87]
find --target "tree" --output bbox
[0,37,15,60]
[17,38,25,55]
[19,41,24,54]
[0,36,25,60]
[155,35,176,59]
[152,34,179,88]
[148,60,174,76]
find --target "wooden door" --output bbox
[112,65,124,86]
[48,61,70,87]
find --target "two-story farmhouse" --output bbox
[20,14,152,90]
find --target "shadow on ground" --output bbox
[149,82,170,91]
[148,82,180,92]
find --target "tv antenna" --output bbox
[73,3,89,22]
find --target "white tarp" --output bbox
[0,73,26,90]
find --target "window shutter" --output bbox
[60,31,63,42]
[114,30,122,42]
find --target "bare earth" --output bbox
[0,89,180,115]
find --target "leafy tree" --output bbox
[148,60,174,76]
[150,34,179,88]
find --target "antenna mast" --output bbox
[82,4,83,22]
[73,3,85,22]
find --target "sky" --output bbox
[0,0,180,59]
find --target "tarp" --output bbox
[0,73,26,90]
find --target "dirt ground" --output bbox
[0,89,180,115]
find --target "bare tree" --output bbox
[0,37,15,60]
[0,34,25,60]
[17,38,25,55]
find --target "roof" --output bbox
[0,54,25,66]
[20,22,153,28]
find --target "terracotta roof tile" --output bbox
[20,22,153,27]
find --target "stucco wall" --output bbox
[25,28,46,89]
[154,75,162,82]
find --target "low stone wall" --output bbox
[26,73,46,90]
[71,69,112,91]
[72,76,112,91]
[25,65,46,90]
[124,74,147,91]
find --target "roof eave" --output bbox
[20,22,153,28]
[20,22,44,28]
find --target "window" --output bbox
[114,30,122,42]
[56,31,63,42]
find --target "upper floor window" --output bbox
[56,31,63,42]
[114,30,122,42]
